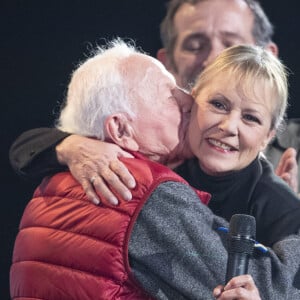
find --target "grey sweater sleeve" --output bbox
[129,181,300,300]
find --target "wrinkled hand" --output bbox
[275,148,298,193]
[213,275,261,300]
[56,135,136,205]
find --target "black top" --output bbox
[175,157,300,246]
[9,128,69,179]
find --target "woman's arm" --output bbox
[9,128,136,204]
[129,181,300,299]
[55,135,135,205]
[9,128,69,179]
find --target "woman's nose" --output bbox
[218,114,239,136]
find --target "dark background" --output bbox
[1,1,299,298]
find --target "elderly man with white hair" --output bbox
[10,39,300,300]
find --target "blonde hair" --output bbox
[193,45,289,130]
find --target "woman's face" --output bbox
[188,73,276,176]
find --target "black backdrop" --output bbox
[1,1,299,298]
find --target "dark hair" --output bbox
[160,0,274,60]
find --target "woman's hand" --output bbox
[56,135,135,205]
[213,275,261,300]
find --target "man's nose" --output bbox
[203,42,225,68]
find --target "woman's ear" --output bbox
[260,129,276,151]
[105,114,139,151]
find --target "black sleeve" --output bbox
[9,128,70,180]
[251,159,300,246]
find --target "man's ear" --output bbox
[265,42,279,57]
[105,114,139,151]
[157,48,173,71]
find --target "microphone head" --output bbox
[225,214,256,282]
[229,214,256,239]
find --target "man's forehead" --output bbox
[174,0,253,34]
[142,56,176,83]
[125,54,176,86]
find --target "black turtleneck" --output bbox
[175,156,300,246]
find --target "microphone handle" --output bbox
[225,252,250,283]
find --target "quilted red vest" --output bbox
[10,153,210,300]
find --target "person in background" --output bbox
[9,0,299,203]
[10,39,267,300]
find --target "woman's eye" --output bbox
[244,114,261,124]
[210,100,226,110]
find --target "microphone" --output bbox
[225,214,256,283]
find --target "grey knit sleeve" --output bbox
[129,181,228,299]
[129,181,300,300]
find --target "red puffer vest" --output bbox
[10,153,210,300]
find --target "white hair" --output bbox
[56,39,142,139]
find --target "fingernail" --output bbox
[124,191,132,201]
[128,179,136,189]
[92,198,100,205]
[110,196,119,205]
